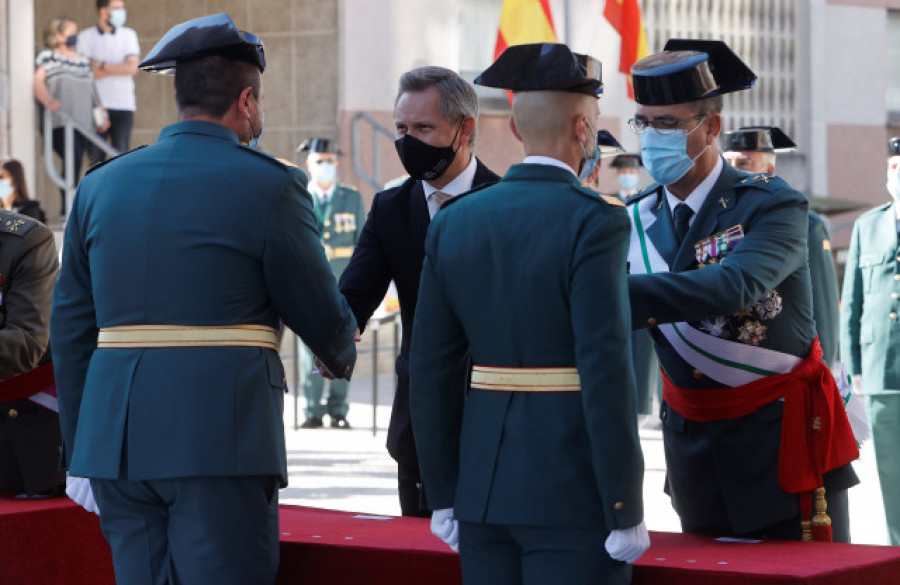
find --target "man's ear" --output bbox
[508,115,524,144]
[238,86,255,118]
[706,112,722,145]
[458,115,476,147]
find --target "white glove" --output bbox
[430,507,459,553]
[605,521,650,564]
[66,475,100,516]
[842,370,871,444]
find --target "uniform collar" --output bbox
[522,155,577,177]
[158,121,240,143]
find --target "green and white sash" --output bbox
[627,196,800,387]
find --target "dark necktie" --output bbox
[673,203,694,246]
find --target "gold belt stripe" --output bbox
[470,365,581,392]
[97,324,279,351]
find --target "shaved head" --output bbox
[509,91,599,171]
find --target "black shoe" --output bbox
[330,415,351,429]
[300,417,323,429]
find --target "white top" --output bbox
[76,26,140,111]
[522,155,577,176]
[422,154,477,219]
[308,181,336,205]
[664,156,724,227]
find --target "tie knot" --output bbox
[431,190,452,209]
[673,203,694,245]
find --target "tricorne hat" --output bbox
[139,13,265,75]
[297,138,342,155]
[889,137,900,157]
[610,153,643,169]
[723,126,796,153]
[475,43,603,96]
[630,39,756,106]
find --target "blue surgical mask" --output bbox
[311,162,337,185]
[578,121,601,182]
[640,118,709,186]
[109,8,127,28]
[0,179,13,200]
[618,173,640,192]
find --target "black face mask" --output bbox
[65,35,78,48]
[393,127,461,182]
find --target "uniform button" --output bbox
[7,409,18,419]
[614,501,625,510]
[892,292,900,300]
[891,312,898,321]
[646,317,657,326]
[692,369,703,379]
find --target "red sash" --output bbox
[0,362,56,403]
[661,338,859,541]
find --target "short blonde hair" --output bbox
[44,16,75,49]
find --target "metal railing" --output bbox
[43,107,119,218]
[290,311,400,436]
[350,111,395,192]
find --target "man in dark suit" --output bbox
[625,39,858,542]
[339,66,499,517]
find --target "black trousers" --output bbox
[88,109,134,166]
[51,127,88,215]
[398,460,430,518]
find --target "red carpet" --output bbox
[2,496,900,584]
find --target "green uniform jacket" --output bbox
[410,163,644,530]
[840,201,900,394]
[51,121,357,485]
[0,212,57,375]
[313,184,366,277]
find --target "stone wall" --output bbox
[33,0,340,223]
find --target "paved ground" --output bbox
[281,373,892,546]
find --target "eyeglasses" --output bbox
[628,115,705,135]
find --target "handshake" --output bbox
[314,328,362,380]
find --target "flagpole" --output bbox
[563,0,572,45]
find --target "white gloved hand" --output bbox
[65,475,100,516]
[430,507,459,553]
[605,521,650,564]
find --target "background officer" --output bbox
[297,138,365,429]
[723,126,840,368]
[610,153,643,201]
[51,14,357,584]
[410,43,648,585]
[625,39,858,542]
[840,136,900,545]
[0,210,62,496]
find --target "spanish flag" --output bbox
[603,0,650,99]
[494,0,558,102]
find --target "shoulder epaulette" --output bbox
[734,173,789,192]
[0,210,39,238]
[275,157,300,169]
[599,194,625,207]
[626,184,660,206]
[84,144,148,177]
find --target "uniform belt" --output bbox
[325,246,354,260]
[97,324,279,351]
[471,365,581,392]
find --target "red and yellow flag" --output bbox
[603,0,650,99]
[494,0,558,59]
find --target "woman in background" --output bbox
[0,159,47,223]
[33,16,108,217]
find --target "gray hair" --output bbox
[395,66,479,146]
